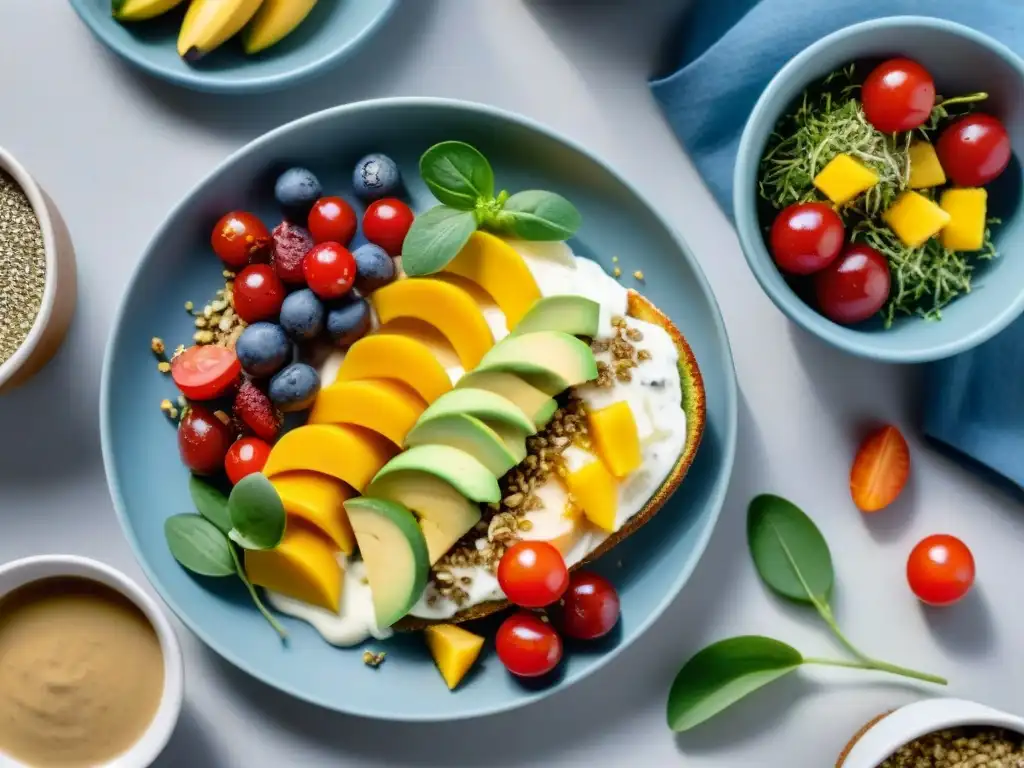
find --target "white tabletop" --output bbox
[1,2,1022,766]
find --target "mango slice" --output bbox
[263,424,398,493]
[270,471,356,555]
[883,191,951,249]
[589,401,642,478]
[424,624,485,690]
[443,231,541,329]
[565,458,618,533]
[909,141,947,189]
[245,523,342,612]
[940,188,987,252]
[308,379,428,446]
[813,154,879,205]
[335,334,452,404]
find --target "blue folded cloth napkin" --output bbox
[650,0,1024,487]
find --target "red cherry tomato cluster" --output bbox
[494,542,620,677]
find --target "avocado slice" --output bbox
[373,445,500,503]
[456,370,557,428]
[367,472,481,564]
[511,295,600,338]
[405,414,519,477]
[476,331,598,396]
[416,388,536,436]
[344,497,430,627]
[482,420,528,463]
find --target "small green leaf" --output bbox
[667,636,803,732]
[189,475,231,533]
[165,514,236,577]
[420,141,495,209]
[401,206,478,276]
[493,190,582,241]
[747,494,834,604]
[228,474,286,551]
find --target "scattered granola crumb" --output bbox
[151,337,165,356]
[362,650,386,669]
[184,301,194,312]
[159,399,179,421]
[612,266,622,278]
[213,410,231,425]
[157,361,171,374]
[633,270,645,281]
[637,349,652,362]
[611,256,619,263]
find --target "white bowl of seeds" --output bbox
[837,698,1024,767]
[0,146,76,394]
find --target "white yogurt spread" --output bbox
[282,239,688,638]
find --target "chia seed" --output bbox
[0,170,46,366]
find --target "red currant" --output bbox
[233,264,286,324]
[363,198,414,256]
[308,197,357,246]
[303,242,357,299]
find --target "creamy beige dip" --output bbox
[0,577,164,768]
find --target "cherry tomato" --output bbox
[233,264,286,324]
[497,541,569,608]
[303,242,357,299]
[178,405,234,476]
[170,345,241,401]
[769,202,845,275]
[936,113,1012,187]
[211,211,271,269]
[850,425,910,513]
[495,612,563,677]
[363,198,414,256]
[224,437,272,485]
[814,243,890,324]
[907,534,975,606]
[558,571,620,640]
[862,58,936,133]
[308,196,358,246]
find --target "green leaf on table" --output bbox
[227,473,286,551]
[420,141,495,209]
[189,475,232,534]
[164,514,236,577]
[747,494,834,604]
[493,190,582,241]
[401,205,478,276]
[667,636,804,732]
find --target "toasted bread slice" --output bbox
[397,291,706,630]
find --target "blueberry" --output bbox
[269,363,321,412]
[352,243,396,294]
[235,322,292,378]
[326,296,372,346]
[352,153,401,202]
[275,167,322,221]
[279,289,325,341]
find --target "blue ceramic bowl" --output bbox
[735,17,1024,363]
[69,0,397,93]
[100,98,738,720]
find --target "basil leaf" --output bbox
[401,206,478,276]
[494,190,582,241]
[189,475,232,534]
[165,514,236,577]
[228,474,286,551]
[420,141,495,209]
[229,544,288,640]
[747,494,834,604]
[667,636,803,732]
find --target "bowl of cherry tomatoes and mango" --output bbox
[734,16,1024,363]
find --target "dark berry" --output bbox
[269,363,321,412]
[326,297,371,347]
[279,289,325,341]
[235,322,291,378]
[352,153,402,202]
[271,221,314,285]
[275,167,322,221]
[352,243,396,294]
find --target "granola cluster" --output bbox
[190,271,246,348]
[592,315,646,387]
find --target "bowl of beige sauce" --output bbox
[0,555,183,767]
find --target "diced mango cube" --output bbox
[908,141,947,189]
[588,401,642,478]
[883,191,952,248]
[813,154,880,205]
[565,458,617,533]
[940,188,988,252]
[245,523,342,612]
[424,624,485,690]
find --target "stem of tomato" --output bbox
[937,92,989,109]
[802,657,947,685]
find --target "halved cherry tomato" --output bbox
[495,612,563,677]
[558,571,620,640]
[769,202,845,275]
[862,58,935,133]
[936,113,1012,187]
[363,198,414,256]
[171,345,241,401]
[224,437,272,485]
[814,243,890,325]
[497,541,569,608]
[907,534,975,606]
[211,211,271,269]
[178,405,234,476]
[850,425,910,512]
[308,196,358,246]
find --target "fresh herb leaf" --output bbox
[164,514,236,577]
[228,544,287,640]
[189,475,232,534]
[228,473,286,551]
[667,636,803,732]
[401,206,478,276]
[747,494,834,604]
[495,190,582,241]
[420,141,495,209]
